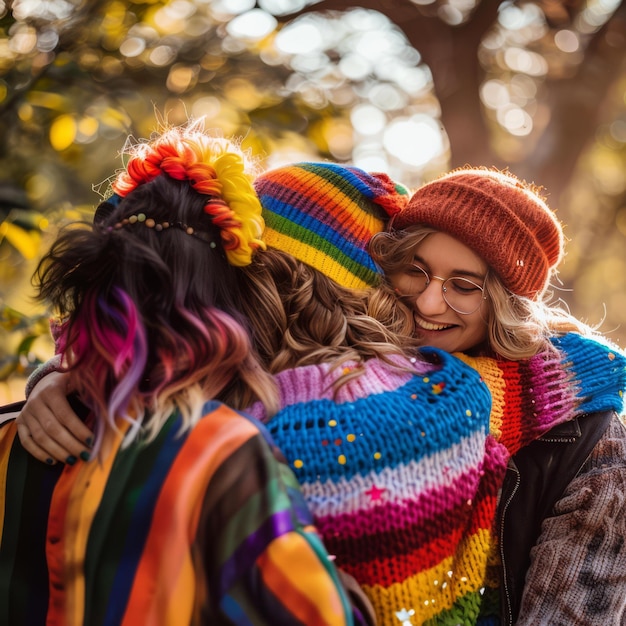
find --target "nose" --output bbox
[414,279,448,316]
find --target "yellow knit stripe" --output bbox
[362,527,494,626]
[454,352,507,440]
[263,228,370,290]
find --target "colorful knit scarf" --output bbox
[457,332,626,456]
[250,333,625,626]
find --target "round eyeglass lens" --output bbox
[397,265,485,315]
[441,277,485,314]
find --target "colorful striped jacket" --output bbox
[0,400,367,626]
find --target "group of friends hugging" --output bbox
[1,119,625,626]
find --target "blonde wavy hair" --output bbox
[237,248,420,388]
[369,226,592,360]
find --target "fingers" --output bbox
[15,420,58,465]
[17,371,93,465]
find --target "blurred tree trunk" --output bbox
[286,0,626,201]
[287,0,500,167]
[515,2,626,198]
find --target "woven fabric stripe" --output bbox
[0,402,359,625]
[65,426,125,626]
[0,425,61,625]
[120,404,260,625]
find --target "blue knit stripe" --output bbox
[266,370,490,483]
[551,333,626,415]
[261,197,381,278]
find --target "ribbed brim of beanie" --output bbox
[254,162,409,289]
[392,168,564,298]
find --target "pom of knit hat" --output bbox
[392,167,564,298]
[254,162,409,289]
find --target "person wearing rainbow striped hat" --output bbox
[235,162,624,625]
[16,155,499,624]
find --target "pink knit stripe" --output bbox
[303,429,489,517]
[321,492,497,585]
[248,356,435,419]
[526,351,578,432]
[313,463,485,540]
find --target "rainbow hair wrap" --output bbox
[254,162,410,289]
[110,122,265,266]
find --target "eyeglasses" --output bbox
[394,264,487,315]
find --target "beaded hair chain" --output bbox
[106,123,265,267]
[109,212,217,247]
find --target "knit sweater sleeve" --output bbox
[454,333,626,454]
[24,316,66,397]
[515,413,626,624]
[24,354,62,398]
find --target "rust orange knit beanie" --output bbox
[392,167,565,298]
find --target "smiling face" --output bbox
[389,232,491,353]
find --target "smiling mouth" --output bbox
[414,315,456,332]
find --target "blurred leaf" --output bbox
[0,305,26,332]
[0,304,49,332]
[0,356,18,381]
[16,334,39,355]
[0,221,41,258]
[50,114,77,151]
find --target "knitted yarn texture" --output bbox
[250,333,625,626]
[250,349,497,625]
[458,331,626,452]
[393,167,564,298]
[254,162,409,289]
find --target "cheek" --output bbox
[478,299,491,325]
[471,303,491,342]
[472,319,489,344]
[388,273,405,293]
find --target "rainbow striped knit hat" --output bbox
[254,162,409,289]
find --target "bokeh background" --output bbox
[1,0,626,401]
